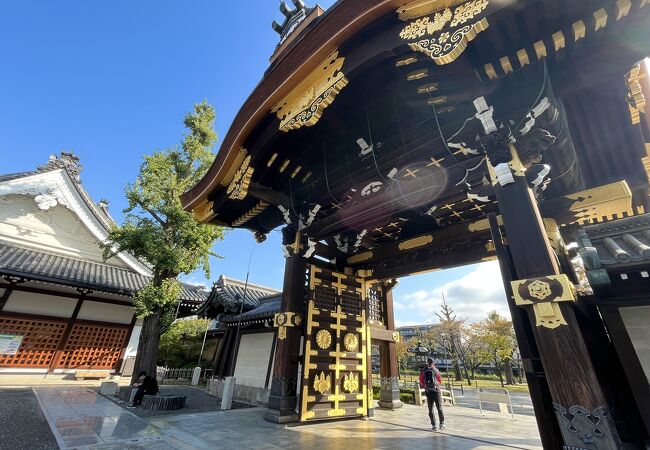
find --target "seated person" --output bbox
[128,371,159,408]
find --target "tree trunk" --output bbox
[504,360,515,385]
[131,310,162,384]
[453,359,462,381]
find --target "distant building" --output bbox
[195,275,282,406]
[396,324,439,340]
[0,153,205,375]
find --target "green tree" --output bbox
[160,318,211,368]
[103,101,226,382]
[421,295,465,381]
[463,323,488,380]
[395,336,410,375]
[474,311,517,387]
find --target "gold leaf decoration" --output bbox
[450,0,489,27]
[313,372,331,394]
[226,155,254,200]
[407,18,489,65]
[271,50,348,132]
[528,280,552,301]
[315,329,332,349]
[343,332,359,352]
[343,372,359,393]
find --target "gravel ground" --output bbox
[0,388,58,450]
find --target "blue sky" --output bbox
[0,1,508,325]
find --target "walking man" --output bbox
[419,358,445,431]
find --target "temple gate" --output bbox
[182,0,650,447]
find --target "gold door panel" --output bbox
[300,266,368,421]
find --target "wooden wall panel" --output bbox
[0,316,67,367]
[57,323,129,370]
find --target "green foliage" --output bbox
[102,101,226,318]
[399,389,416,405]
[159,318,210,368]
[133,279,181,318]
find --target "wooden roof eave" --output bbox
[180,0,413,214]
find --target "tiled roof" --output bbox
[222,294,283,322]
[194,275,281,316]
[0,241,206,302]
[577,214,650,269]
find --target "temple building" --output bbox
[195,275,283,405]
[181,0,650,448]
[0,153,206,375]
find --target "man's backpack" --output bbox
[423,367,439,392]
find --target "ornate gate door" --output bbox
[300,265,369,421]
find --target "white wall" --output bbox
[620,305,650,383]
[3,290,77,318]
[124,319,143,357]
[0,194,128,268]
[233,332,274,388]
[76,301,133,324]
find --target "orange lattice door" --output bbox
[0,316,67,368]
[58,323,129,370]
[300,266,369,421]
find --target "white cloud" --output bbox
[394,261,510,323]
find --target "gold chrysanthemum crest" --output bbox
[316,329,332,349]
[343,332,359,352]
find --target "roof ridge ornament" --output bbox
[272,0,313,45]
[39,151,83,182]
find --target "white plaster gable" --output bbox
[0,169,152,276]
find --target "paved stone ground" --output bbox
[0,387,58,450]
[32,386,541,449]
[151,404,542,450]
[95,385,253,418]
[0,374,133,387]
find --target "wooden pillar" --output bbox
[378,285,402,409]
[115,314,137,374]
[0,284,15,311]
[486,138,621,449]
[264,254,306,423]
[48,290,87,373]
[489,213,563,449]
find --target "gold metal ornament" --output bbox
[343,372,359,393]
[226,154,254,200]
[343,333,359,352]
[512,275,576,329]
[313,372,331,394]
[271,50,348,132]
[528,280,552,300]
[316,329,333,349]
[398,0,490,65]
[392,331,400,342]
[450,0,488,26]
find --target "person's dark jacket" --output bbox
[140,375,159,395]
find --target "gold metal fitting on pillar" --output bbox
[273,312,303,340]
[511,274,575,329]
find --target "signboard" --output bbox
[0,334,23,355]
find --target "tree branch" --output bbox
[136,199,167,226]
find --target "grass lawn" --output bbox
[393,373,531,394]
